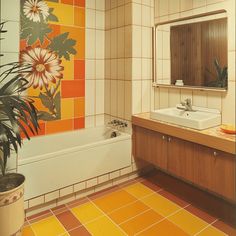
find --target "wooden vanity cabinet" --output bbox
[193,144,236,202]
[133,125,236,202]
[134,126,167,170]
[167,136,195,183]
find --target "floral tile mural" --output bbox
[20,0,85,136]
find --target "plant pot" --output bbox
[0,173,25,236]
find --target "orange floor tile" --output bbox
[23,177,234,236]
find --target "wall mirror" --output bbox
[153,11,228,91]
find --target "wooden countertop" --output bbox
[132,113,236,155]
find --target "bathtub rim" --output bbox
[18,132,131,166]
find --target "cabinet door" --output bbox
[134,126,167,170]
[194,144,236,202]
[167,136,195,182]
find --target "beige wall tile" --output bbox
[132,26,142,57]
[133,3,142,25]
[192,91,207,107]
[159,0,169,16]
[207,92,222,111]
[142,5,151,26]
[1,0,20,21]
[74,182,86,192]
[110,80,118,116]
[132,80,142,114]
[96,60,105,79]
[117,80,125,118]
[96,114,105,125]
[29,196,44,208]
[141,27,152,58]
[142,58,152,80]
[169,0,180,14]
[86,59,95,79]
[117,59,125,79]
[86,178,98,188]
[125,26,132,57]
[159,87,169,108]
[96,0,105,11]
[180,0,193,11]
[96,10,105,29]
[98,174,110,184]
[60,186,73,197]
[125,58,132,80]
[105,0,111,10]
[141,80,151,112]
[105,10,111,29]
[85,116,95,128]
[228,51,235,81]
[120,166,133,175]
[86,0,96,9]
[45,191,60,203]
[86,29,96,59]
[86,9,96,28]
[109,170,120,179]
[105,80,111,114]
[96,80,105,114]
[222,81,236,124]
[117,5,125,27]
[96,30,105,59]
[110,8,117,28]
[169,88,181,107]
[117,27,125,58]
[111,59,117,79]
[125,3,132,25]
[125,81,132,120]
[193,0,206,8]
[111,0,118,8]
[85,80,95,116]
[132,58,142,79]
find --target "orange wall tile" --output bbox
[74,117,85,129]
[74,60,85,80]
[61,80,85,98]
[46,119,73,134]
[74,0,85,7]
[74,7,85,27]
[74,97,85,117]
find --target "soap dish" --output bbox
[220,124,236,134]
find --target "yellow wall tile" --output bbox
[61,98,74,120]
[46,2,74,25]
[61,57,74,80]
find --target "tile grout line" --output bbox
[88,197,129,236]
[134,204,191,236]
[193,219,228,236]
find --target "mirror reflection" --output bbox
[155,14,228,89]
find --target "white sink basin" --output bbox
[150,106,221,130]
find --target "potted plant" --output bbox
[0,22,39,236]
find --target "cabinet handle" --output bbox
[213,151,218,156]
[162,135,165,140]
[168,137,171,142]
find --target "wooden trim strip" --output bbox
[154,10,227,27]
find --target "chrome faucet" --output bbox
[178,98,195,111]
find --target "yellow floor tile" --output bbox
[123,182,155,199]
[109,201,149,224]
[168,209,208,235]
[140,193,181,217]
[137,219,189,236]
[31,216,66,236]
[120,209,163,235]
[85,215,126,236]
[197,226,227,236]
[93,190,137,213]
[22,226,35,236]
[71,202,104,224]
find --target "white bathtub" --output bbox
[18,126,131,200]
